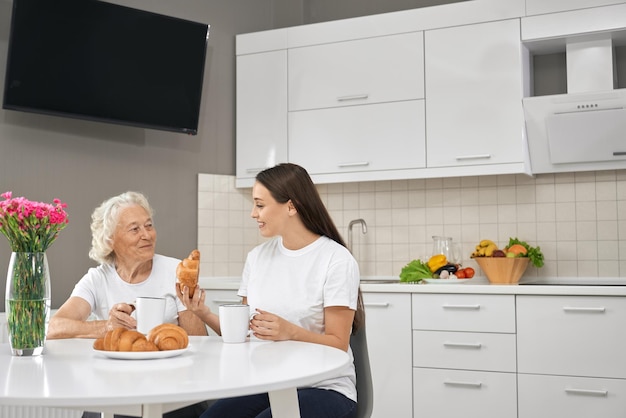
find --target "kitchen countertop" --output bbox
[200,276,626,296]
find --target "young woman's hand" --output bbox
[249,309,296,341]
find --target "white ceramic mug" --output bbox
[219,304,255,343]
[135,296,166,334]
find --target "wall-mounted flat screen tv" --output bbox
[3,0,209,135]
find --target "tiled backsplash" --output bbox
[198,170,626,279]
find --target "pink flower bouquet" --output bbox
[0,191,69,252]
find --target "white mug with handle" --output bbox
[219,304,256,343]
[134,296,166,334]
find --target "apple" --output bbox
[506,252,516,258]
[492,250,506,257]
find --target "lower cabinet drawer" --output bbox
[518,374,626,418]
[412,293,515,333]
[413,330,516,372]
[414,368,517,418]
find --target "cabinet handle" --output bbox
[613,151,626,156]
[444,380,482,388]
[245,167,266,174]
[364,302,390,308]
[337,161,370,168]
[337,94,369,102]
[562,307,606,313]
[565,388,608,397]
[442,304,481,310]
[455,154,492,161]
[443,342,482,349]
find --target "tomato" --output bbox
[464,267,475,278]
[456,269,466,279]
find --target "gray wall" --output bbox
[0,0,275,310]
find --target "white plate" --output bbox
[423,278,469,284]
[94,345,189,360]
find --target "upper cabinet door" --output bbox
[289,100,426,176]
[525,0,626,16]
[236,51,288,182]
[425,19,526,168]
[288,32,424,112]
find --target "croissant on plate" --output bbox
[94,328,159,352]
[147,323,189,351]
[177,249,200,298]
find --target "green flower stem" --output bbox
[6,252,50,351]
[7,300,49,349]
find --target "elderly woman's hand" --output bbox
[107,302,137,331]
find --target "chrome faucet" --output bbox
[347,219,368,253]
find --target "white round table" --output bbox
[0,336,350,418]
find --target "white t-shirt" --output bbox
[71,254,185,324]
[238,236,360,402]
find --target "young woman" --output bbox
[180,163,364,418]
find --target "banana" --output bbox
[484,243,498,256]
[473,240,499,257]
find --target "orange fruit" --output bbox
[506,244,527,256]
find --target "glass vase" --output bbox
[5,252,51,356]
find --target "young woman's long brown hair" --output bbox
[256,163,365,333]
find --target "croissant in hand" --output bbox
[177,249,200,298]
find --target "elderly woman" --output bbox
[47,191,207,339]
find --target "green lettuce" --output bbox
[399,259,432,283]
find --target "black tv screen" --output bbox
[3,0,209,135]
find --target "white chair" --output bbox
[351,325,373,418]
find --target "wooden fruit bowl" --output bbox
[473,257,530,285]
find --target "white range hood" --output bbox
[523,35,626,174]
[524,88,626,173]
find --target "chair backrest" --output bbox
[350,325,373,418]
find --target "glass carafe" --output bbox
[431,236,460,264]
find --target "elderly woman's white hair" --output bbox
[89,191,154,265]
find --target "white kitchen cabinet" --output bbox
[517,295,626,378]
[525,0,626,16]
[414,367,517,418]
[288,32,424,111]
[517,295,626,418]
[412,293,516,333]
[412,330,516,372]
[518,374,626,418]
[289,100,426,176]
[288,31,426,179]
[362,292,412,418]
[424,19,527,169]
[236,50,288,185]
[412,293,517,418]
